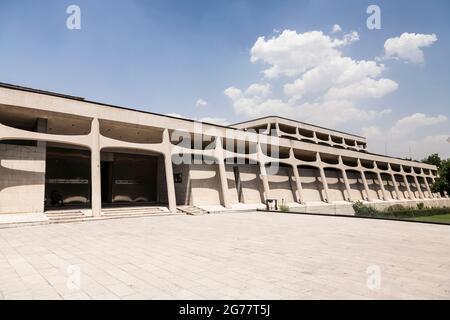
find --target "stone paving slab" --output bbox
[0,212,449,300]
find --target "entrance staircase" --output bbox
[46,210,88,224]
[101,206,168,218]
[177,206,209,216]
[46,206,171,224]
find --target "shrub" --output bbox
[352,201,379,217]
[386,204,406,212]
[417,203,425,210]
[279,204,290,213]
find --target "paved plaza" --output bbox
[0,212,449,300]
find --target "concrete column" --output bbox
[360,171,372,202]
[390,173,401,200]
[163,129,177,212]
[413,175,425,199]
[295,127,301,140]
[341,169,352,202]
[376,172,388,201]
[215,137,231,208]
[266,123,271,135]
[316,153,330,203]
[259,162,270,203]
[275,121,281,137]
[257,143,270,203]
[292,165,304,204]
[313,132,318,144]
[36,118,48,149]
[423,175,433,199]
[338,156,352,202]
[357,159,371,202]
[403,175,414,200]
[90,118,102,217]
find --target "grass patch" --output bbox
[352,201,450,224]
[408,213,450,224]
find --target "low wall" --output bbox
[289,198,450,216]
[0,143,46,214]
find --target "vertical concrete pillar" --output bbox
[295,127,300,140]
[318,167,330,203]
[275,121,281,137]
[259,162,271,203]
[257,143,270,203]
[316,153,330,203]
[313,132,318,144]
[357,159,371,202]
[390,173,401,200]
[36,118,48,213]
[360,171,372,202]
[266,123,271,135]
[341,169,352,202]
[215,137,231,208]
[422,173,433,199]
[163,129,177,212]
[403,175,414,200]
[36,118,48,149]
[413,175,425,199]
[90,118,102,217]
[376,172,388,201]
[292,165,304,204]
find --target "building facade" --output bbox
[0,83,449,218]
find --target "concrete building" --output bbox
[0,82,449,221]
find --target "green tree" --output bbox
[430,159,450,196]
[422,153,442,168]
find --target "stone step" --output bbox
[102,210,165,217]
[48,218,88,224]
[177,206,209,216]
[46,210,86,222]
[47,213,85,219]
[102,207,164,213]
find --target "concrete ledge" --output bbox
[0,213,49,229]
[276,198,450,216]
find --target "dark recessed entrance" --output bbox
[100,151,163,207]
[45,146,91,210]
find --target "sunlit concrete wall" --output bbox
[0,143,45,214]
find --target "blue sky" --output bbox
[0,0,449,159]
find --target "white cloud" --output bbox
[225,28,396,126]
[362,126,382,138]
[389,113,447,136]
[362,114,449,159]
[324,78,398,101]
[195,98,208,107]
[384,32,437,63]
[245,83,271,97]
[283,57,386,99]
[410,135,450,159]
[331,24,342,33]
[250,30,345,78]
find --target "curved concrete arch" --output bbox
[0,123,91,149]
[99,135,166,155]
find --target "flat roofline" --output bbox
[0,82,234,130]
[232,115,366,140]
[0,81,433,166]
